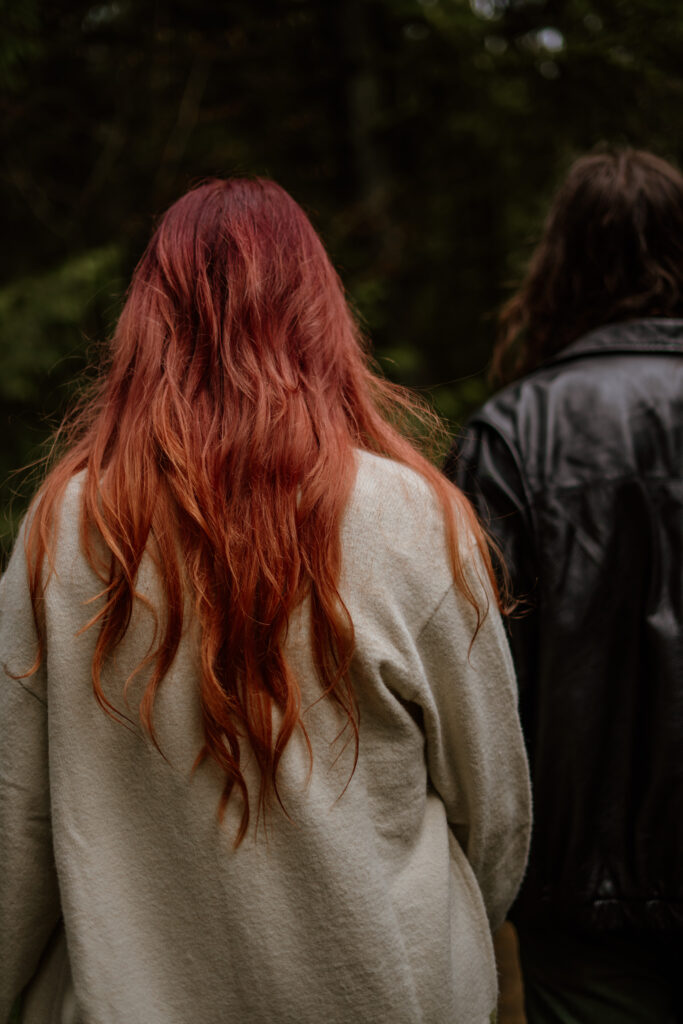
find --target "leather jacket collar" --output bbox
[545,317,683,368]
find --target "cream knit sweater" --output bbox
[0,451,531,1024]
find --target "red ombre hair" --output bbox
[24,178,498,842]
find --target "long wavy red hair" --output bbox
[24,178,498,842]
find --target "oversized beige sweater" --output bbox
[0,451,531,1024]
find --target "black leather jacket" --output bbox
[446,319,683,931]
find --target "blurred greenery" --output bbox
[2,0,683,560]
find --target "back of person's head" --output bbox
[24,178,495,841]
[493,148,683,383]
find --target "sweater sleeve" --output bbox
[415,571,532,931]
[0,533,61,1018]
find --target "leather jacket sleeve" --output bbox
[444,422,538,701]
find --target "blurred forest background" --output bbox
[2,0,683,558]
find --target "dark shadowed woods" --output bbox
[2,0,683,558]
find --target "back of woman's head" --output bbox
[25,178,496,842]
[118,178,365,449]
[493,148,683,383]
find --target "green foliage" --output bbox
[1,0,682,552]
[0,0,41,92]
[0,246,124,557]
[0,246,122,404]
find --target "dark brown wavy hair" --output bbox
[23,178,500,844]
[492,148,683,384]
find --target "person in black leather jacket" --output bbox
[446,149,683,1023]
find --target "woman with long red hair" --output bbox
[0,178,530,1023]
